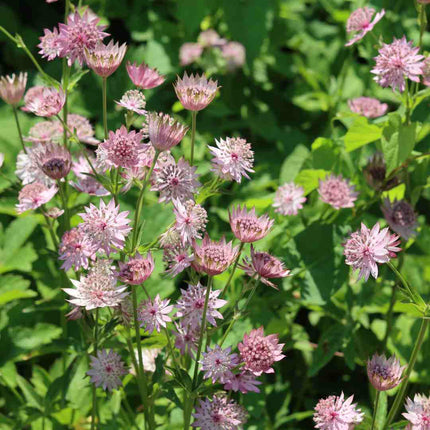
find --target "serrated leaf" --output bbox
[9,323,62,350]
[295,169,329,195]
[344,117,382,151]
[0,275,36,305]
[16,375,43,411]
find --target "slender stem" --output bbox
[382,283,397,349]
[384,318,430,428]
[190,111,197,166]
[42,213,59,249]
[12,106,27,153]
[405,79,411,125]
[91,308,99,430]
[164,327,181,374]
[371,390,381,430]
[102,77,108,139]
[62,63,69,149]
[222,242,245,296]
[57,180,71,230]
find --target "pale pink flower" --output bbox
[38,28,61,61]
[172,323,199,356]
[16,182,58,214]
[197,30,226,47]
[174,72,220,111]
[126,61,165,89]
[25,120,63,144]
[345,7,385,46]
[115,89,146,115]
[372,36,424,92]
[0,153,3,168]
[71,155,109,196]
[15,145,54,186]
[239,245,291,289]
[175,282,227,330]
[118,252,154,285]
[224,371,262,394]
[403,394,430,429]
[179,43,203,66]
[63,259,128,310]
[209,137,254,183]
[229,205,273,243]
[34,143,72,180]
[57,10,109,66]
[422,57,430,86]
[45,207,64,219]
[221,42,246,70]
[381,199,417,240]
[343,222,401,281]
[87,349,128,392]
[318,174,358,210]
[200,345,239,384]
[85,40,127,78]
[367,354,405,391]
[0,73,27,106]
[67,114,99,145]
[138,294,173,333]
[273,182,306,216]
[192,395,247,430]
[418,0,430,3]
[348,97,388,118]
[163,246,195,277]
[173,199,208,246]
[78,198,132,254]
[46,0,59,3]
[131,348,161,373]
[313,393,364,430]
[65,305,83,321]
[58,227,96,271]
[23,86,65,118]
[148,112,188,152]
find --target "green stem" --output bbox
[371,390,381,430]
[12,106,26,153]
[42,213,59,249]
[164,327,181,374]
[57,180,70,231]
[221,242,245,296]
[190,111,197,166]
[382,283,397,349]
[62,62,69,149]
[405,79,411,125]
[102,77,108,139]
[91,308,99,430]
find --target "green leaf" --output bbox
[344,116,382,152]
[67,69,89,92]
[16,375,43,411]
[9,323,62,350]
[295,169,330,195]
[279,144,309,183]
[0,275,36,305]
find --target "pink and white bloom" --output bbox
[381,199,418,240]
[15,145,54,186]
[45,207,64,219]
[403,394,430,429]
[34,143,72,180]
[68,114,100,145]
[23,86,66,117]
[229,205,273,243]
[118,252,154,285]
[173,199,208,246]
[224,371,262,394]
[221,42,246,70]
[343,222,401,281]
[84,40,127,78]
[200,345,239,383]
[348,97,388,118]
[367,354,405,391]
[58,227,96,271]
[179,43,203,66]
[25,120,63,144]
[71,155,109,196]
[318,174,358,210]
[163,246,195,277]
[138,294,173,333]
[126,61,165,89]
[198,30,226,47]
[172,322,199,356]
[0,72,27,106]
[115,90,147,115]
[422,57,430,86]
[148,112,188,152]
[273,182,306,216]
[345,7,385,47]
[16,182,58,214]
[38,28,61,61]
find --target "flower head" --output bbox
[345,7,385,46]
[372,36,424,92]
[318,174,358,210]
[363,152,399,192]
[23,86,66,117]
[85,40,127,78]
[403,394,430,429]
[223,371,262,394]
[422,57,430,86]
[174,72,220,111]
[381,199,417,240]
[115,90,147,115]
[173,199,207,246]
[198,30,226,47]
[209,137,254,183]
[87,349,128,392]
[163,245,195,277]
[348,97,388,118]
[25,120,63,144]
[16,182,58,214]
[15,145,55,186]
[148,112,188,152]
[179,43,203,66]
[229,205,273,243]
[200,345,239,383]
[71,155,109,196]
[0,73,27,105]
[34,143,72,180]
[68,114,100,145]
[38,27,61,61]
[45,207,64,219]
[313,392,364,430]
[343,222,401,281]
[58,227,96,271]
[118,252,154,285]
[173,323,199,356]
[221,42,246,70]
[126,61,165,89]
[138,294,173,333]
[273,182,306,215]
[367,354,405,391]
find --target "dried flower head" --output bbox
[348,97,388,118]
[345,7,385,46]
[173,199,208,246]
[58,227,96,271]
[179,43,203,66]
[381,199,418,240]
[38,27,61,61]
[403,394,430,429]
[35,143,72,180]
[363,152,399,191]
[148,112,188,152]
[138,294,173,333]
[16,182,58,214]
[115,89,147,115]
[367,354,405,391]
[229,205,273,243]
[85,40,127,78]
[273,182,307,216]
[318,174,358,210]
[23,86,66,117]
[126,61,165,89]
[118,252,154,285]
[200,345,239,384]
[0,73,27,106]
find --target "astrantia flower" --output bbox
[192,234,238,276]
[348,97,388,118]
[25,120,63,144]
[343,222,401,281]
[363,152,399,192]
[57,10,109,66]
[159,225,182,249]
[273,182,306,216]
[313,393,364,430]
[345,7,385,47]
[15,145,55,186]
[381,199,417,240]
[23,86,66,117]
[16,182,58,214]
[38,28,61,61]
[318,174,358,210]
[192,395,247,430]
[45,207,64,219]
[163,246,195,277]
[229,205,273,243]
[174,72,220,111]
[422,57,430,86]
[132,348,161,373]
[239,245,291,289]
[34,143,72,180]
[138,294,173,333]
[173,323,199,356]
[179,43,203,66]
[224,371,262,394]
[87,349,128,392]
[78,198,132,254]
[176,282,227,330]
[403,394,430,429]
[115,89,147,115]
[85,40,127,78]
[221,42,246,70]
[238,327,285,376]
[200,345,239,383]
[118,252,154,285]
[151,156,200,203]
[198,29,226,47]
[63,259,128,310]
[173,199,208,246]
[367,354,404,391]
[58,227,96,271]
[71,155,109,196]
[372,36,424,92]
[209,137,254,183]
[68,114,99,145]
[148,112,188,152]
[126,61,165,89]
[0,72,27,106]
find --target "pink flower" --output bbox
[223,371,262,394]
[68,114,99,145]
[58,227,96,271]
[16,182,58,214]
[367,354,405,391]
[418,0,430,3]
[78,198,132,254]
[25,120,63,144]
[148,112,188,152]
[372,36,424,92]
[209,137,254,183]
[85,40,127,78]
[192,234,238,276]
[179,43,203,66]
[118,252,154,285]
[34,143,72,180]
[273,182,306,216]
[175,282,227,330]
[115,90,147,115]
[63,259,128,310]
[239,245,291,289]
[87,349,128,392]
[197,30,226,47]
[71,155,109,196]
[313,392,364,430]
[45,207,64,219]
[345,7,385,47]
[174,72,220,111]
[0,73,27,106]
[172,323,199,356]
[381,199,417,240]
[23,86,66,117]
[15,145,54,186]
[126,61,165,89]
[200,345,239,383]
[318,174,358,210]
[192,395,247,429]
[221,42,246,70]
[229,205,273,243]
[163,246,195,277]
[138,294,173,333]
[238,327,285,376]
[343,222,401,281]
[403,394,430,429]
[38,28,61,61]
[173,199,208,246]
[57,10,109,66]
[348,97,388,118]
[0,153,3,168]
